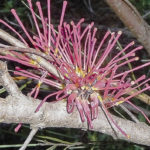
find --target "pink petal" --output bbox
[67,92,77,113]
[82,101,93,129]
[75,98,85,122]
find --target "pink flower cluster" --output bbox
[0,0,150,137]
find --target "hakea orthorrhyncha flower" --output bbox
[1,0,150,137]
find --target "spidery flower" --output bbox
[0,0,150,137]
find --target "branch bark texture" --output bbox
[0,96,150,146]
[105,0,150,55]
[0,60,149,146]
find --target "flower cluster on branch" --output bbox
[0,0,150,138]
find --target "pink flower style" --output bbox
[1,0,150,137]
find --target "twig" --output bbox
[120,104,139,123]
[19,128,38,150]
[0,46,52,62]
[127,88,150,105]
[83,0,95,14]
[143,11,150,19]
[0,28,62,78]
[4,17,21,27]
[122,103,150,117]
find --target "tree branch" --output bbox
[0,60,149,146]
[0,61,21,97]
[0,95,150,146]
[0,28,62,78]
[105,0,150,55]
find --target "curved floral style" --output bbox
[0,0,150,137]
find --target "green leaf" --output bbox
[37,135,72,145]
